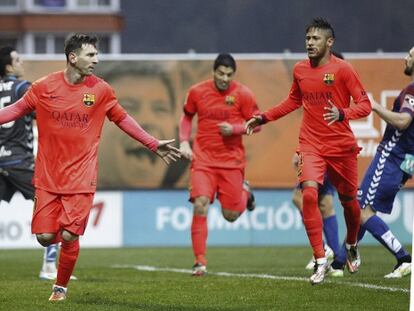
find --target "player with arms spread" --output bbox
[0,34,180,301]
[246,18,371,284]
[179,53,260,276]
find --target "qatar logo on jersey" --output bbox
[225,95,235,106]
[83,93,95,107]
[323,73,335,85]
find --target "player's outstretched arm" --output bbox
[371,101,412,130]
[116,115,181,165]
[0,97,34,124]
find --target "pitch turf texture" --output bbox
[0,246,410,311]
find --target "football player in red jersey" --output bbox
[179,53,260,276]
[0,34,181,301]
[246,18,371,284]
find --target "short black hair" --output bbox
[306,17,335,39]
[214,53,236,72]
[64,33,98,62]
[0,46,15,77]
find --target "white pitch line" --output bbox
[112,264,409,294]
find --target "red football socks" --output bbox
[56,239,80,287]
[191,215,208,265]
[302,187,325,259]
[341,199,361,245]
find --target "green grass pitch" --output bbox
[0,246,410,310]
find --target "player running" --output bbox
[179,53,260,276]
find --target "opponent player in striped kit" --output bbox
[331,46,414,278]
[246,18,371,284]
[0,34,181,301]
[179,53,259,276]
[0,46,66,280]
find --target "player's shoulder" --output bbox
[190,80,211,91]
[233,81,254,98]
[294,59,309,70]
[403,81,414,95]
[188,80,212,97]
[33,71,62,86]
[292,60,311,76]
[331,56,354,72]
[86,74,109,89]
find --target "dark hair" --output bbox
[214,53,236,72]
[0,46,15,77]
[306,17,335,39]
[64,33,98,62]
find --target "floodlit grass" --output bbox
[0,246,410,310]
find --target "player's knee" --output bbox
[193,196,209,216]
[36,233,55,247]
[302,187,318,206]
[338,192,356,203]
[360,205,375,224]
[222,210,240,222]
[61,230,79,242]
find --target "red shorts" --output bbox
[189,166,245,212]
[31,188,95,236]
[297,151,358,197]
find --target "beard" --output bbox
[404,65,413,77]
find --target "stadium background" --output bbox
[0,0,413,249]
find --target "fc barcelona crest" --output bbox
[83,93,95,107]
[323,73,335,85]
[225,95,235,105]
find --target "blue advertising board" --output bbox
[123,190,413,247]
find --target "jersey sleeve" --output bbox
[104,85,127,123]
[263,76,302,122]
[183,87,197,116]
[341,64,372,120]
[22,81,40,110]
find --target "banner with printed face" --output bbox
[22,57,413,189]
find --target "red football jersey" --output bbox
[263,55,371,157]
[24,71,126,193]
[184,80,259,169]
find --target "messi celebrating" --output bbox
[0,34,180,301]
